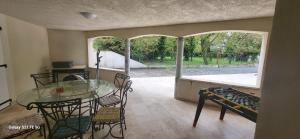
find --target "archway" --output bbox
[181,30,268,89]
[129,34,177,78]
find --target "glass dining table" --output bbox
[17,79,116,107]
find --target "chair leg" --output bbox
[92,122,96,139]
[120,122,124,138]
[39,127,43,136]
[124,118,127,130]
[43,124,46,139]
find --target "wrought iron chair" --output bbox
[98,73,130,107]
[0,99,45,139]
[92,80,133,139]
[62,71,90,81]
[27,98,91,139]
[31,72,58,88]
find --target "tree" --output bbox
[199,33,220,65]
[92,33,262,65]
[130,36,176,62]
[225,32,262,62]
[165,38,176,60]
[93,37,125,55]
[131,36,159,62]
[184,36,197,61]
[157,36,167,62]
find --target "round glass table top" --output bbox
[17,79,116,106]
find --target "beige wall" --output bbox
[255,0,300,138]
[86,17,272,39]
[48,29,87,65]
[0,14,50,98]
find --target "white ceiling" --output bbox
[0,0,276,31]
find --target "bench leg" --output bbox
[193,91,206,127]
[219,105,227,120]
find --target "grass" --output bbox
[144,56,257,66]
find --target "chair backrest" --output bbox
[62,71,89,81]
[120,80,133,110]
[27,98,82,138]
[94,80,132,113]
[113,73,130,95]
[31,73,58,88]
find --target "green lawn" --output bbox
[144,56,256,66]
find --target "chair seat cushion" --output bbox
[99,95,121,106]
[51,116,91,138]
[93,107,120,123]
[0,114,44,139]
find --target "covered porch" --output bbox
[0,0,299,139]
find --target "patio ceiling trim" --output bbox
[85,17,273,39]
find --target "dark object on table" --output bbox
[31,72,58,88]
[98,73,130,107]
[55,86,64,93]
[193,87,260,127]
[27,98,91,139]
[0,99,45,139]
[92,80,133,139]
[52,61,73,68]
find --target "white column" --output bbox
[256,33,269,88]
[175,37,184,79]
[255,0,300,138]
[174,37,184,99]
[125,38,130,75]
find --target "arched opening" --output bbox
[88,36,126,69]
[181,31,268,88]
[129,34,177,78]
[87,36,129,82]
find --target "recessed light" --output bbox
[79,12,97,19]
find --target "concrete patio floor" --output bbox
[15,77,256,139]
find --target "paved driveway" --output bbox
[131,66,257,78]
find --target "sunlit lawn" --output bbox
[144,56,256,66]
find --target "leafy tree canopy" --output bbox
[92,32,262,64]
[93,37,125,55]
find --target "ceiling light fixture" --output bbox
[79,12,97,19]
